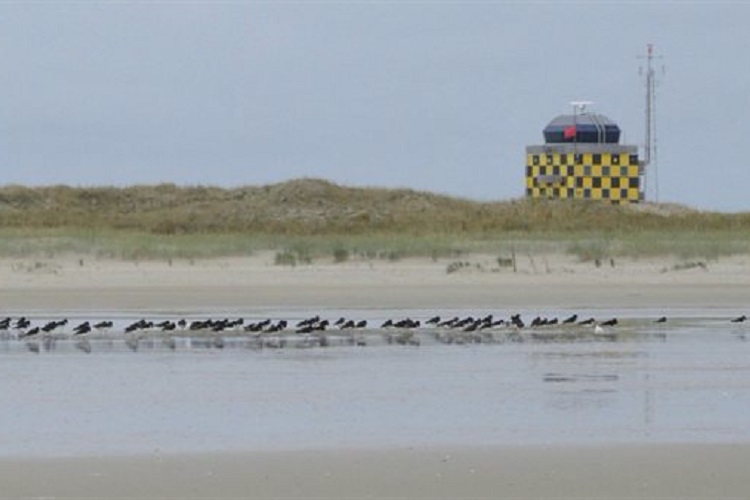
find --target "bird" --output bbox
[189,320,208,330]
[654,316,668,323]
[42,319,68,332]
[297,315,320,328]
[296,325,315,334]
[562,314,578,324]
[125,319,150,332]
[463,321,479,332]
[600,318,618,327]
[245,322,264,332]
[14,317,31,329]
[265,321,286,333]
[73,321,91,335]
[438,317,458,327]
[42,320,61,332]
[510,314,525,328]
[395,318,420,329]
[20,327,40,339]
[731,315,747,323]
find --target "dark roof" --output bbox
[546,114,618,128]
[543,113,621,144]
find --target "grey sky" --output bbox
[0,1,746,211]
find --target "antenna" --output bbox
[570,100,593,114]
[639,43,665,202]
[569,101,593,152]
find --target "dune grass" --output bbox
[1,179,749,262]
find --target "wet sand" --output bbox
[2,252,750,499]
[2,444,748,499]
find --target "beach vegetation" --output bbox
[1,179,750,261]
[332,246,349,263]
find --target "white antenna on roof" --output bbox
[569,101,593,152]
[570,100,593,114]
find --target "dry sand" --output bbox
[2,251,750,312]
[2,252,750,498]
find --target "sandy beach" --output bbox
[2,444,749,499]
[2,252,750,499]
[2,251,750,312]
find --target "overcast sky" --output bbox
[0,1,746,211]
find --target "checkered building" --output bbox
[525,114,644,203]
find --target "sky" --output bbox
[0,1,747,212]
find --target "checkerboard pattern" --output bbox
[525,151,643,203]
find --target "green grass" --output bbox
[1,179,750,262]
[1,227,748,264]
[0,229,234,260]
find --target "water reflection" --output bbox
[0,314,748,456]
[543,373,619,383]
[0,315,747,355]
[25,340,40,354]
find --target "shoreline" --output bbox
[1,443,748,499]
[3,252,749,499]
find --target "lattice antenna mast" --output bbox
[639,43,664,202]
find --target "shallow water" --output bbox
[1,310,749,457]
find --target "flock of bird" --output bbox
[2,312,613,338]
[0,311,746,353]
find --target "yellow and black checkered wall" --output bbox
[525,149,642,203]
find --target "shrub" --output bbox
[333,247,349,263]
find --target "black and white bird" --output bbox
[73,321,91,335]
